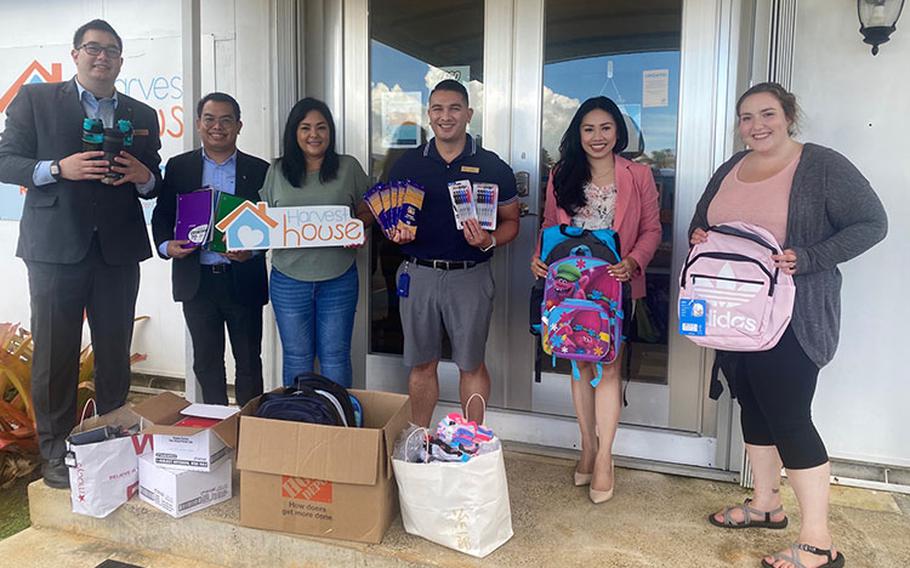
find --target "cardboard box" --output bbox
[237,389,410,544]
[138,452,232,518]
[133,392,239,472]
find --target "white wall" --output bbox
[0,0,277,381]
[791,0,909,466]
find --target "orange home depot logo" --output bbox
[282,476,333,503]
[0,60,64,113]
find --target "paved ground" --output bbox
[0,527,225,568]
[5,450,909,567]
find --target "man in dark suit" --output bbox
[151,93,269,409]
[0,20,162,488]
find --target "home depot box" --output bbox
[138,452,232,518]
[237,389,410,544]
[133,392,239,472]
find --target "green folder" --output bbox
[209,192,249,253]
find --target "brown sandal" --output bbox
[708,498,788,529]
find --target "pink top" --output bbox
[707,155,800,245]
[538,155,662,299]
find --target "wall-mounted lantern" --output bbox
[858,0,905,55]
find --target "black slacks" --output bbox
[183,267,263,407]
[727,326,828,470]
[26,235,139,460]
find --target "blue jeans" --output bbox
[270,264,358,388]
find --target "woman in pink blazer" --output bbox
[531,96,661,503]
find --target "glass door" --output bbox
[351,0,747,468]
[361,0,494,407]
[531,0,683,427]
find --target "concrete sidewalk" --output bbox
[5,450,909,567]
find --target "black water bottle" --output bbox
[117,119,134,149]
[100,127,125,185]
[81,118,104,152]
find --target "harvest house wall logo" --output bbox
[0,60,63,114]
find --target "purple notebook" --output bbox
[175,188,214,248]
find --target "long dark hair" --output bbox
[280,97,339,186]
[553,96,628,216]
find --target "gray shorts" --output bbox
[397,260,495,371]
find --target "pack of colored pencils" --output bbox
[447,179,498,231]
[363,180,425,238]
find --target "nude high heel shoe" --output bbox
[574,470,593,486]
[589,464,615,504]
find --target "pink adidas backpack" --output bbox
[678,222,795,351]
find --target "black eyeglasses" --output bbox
[78,43,122,58]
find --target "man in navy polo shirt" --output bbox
[388,79,520,427]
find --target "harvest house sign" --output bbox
[215,204,365,250]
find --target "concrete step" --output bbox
[0,526,224,568]
[24,451,910,568]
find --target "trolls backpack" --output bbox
[534,225,625,386]
[678,222,795,351]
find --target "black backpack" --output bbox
[292,373,358,427]
[255,373,358,427]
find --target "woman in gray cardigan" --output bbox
[689,83,886,568]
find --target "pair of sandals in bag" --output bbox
[709,498,845,568]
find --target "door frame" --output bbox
[338,0,752,472]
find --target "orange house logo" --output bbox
[281,476,333,503]
[0,60,63,114]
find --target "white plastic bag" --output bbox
[391,396,513,557]
[65,404,151,518]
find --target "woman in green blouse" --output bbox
[259,97,372,387]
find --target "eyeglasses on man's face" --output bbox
[77,43,122,58]
[201,116,238,129]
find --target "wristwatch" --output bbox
[480,234,497,252]
[49,160,61,181]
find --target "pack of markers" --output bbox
[363,180,426,238]
[447,179,498,231]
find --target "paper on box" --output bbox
[133,392,239,472]
[138,452,232,518]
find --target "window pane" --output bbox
[368,1,485,355]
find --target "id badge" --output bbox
[397,266,411,298]
[679,299,707,336]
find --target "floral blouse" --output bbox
[570,182,617,231]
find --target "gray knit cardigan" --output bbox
[689,143,888,368]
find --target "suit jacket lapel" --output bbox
[189,149,204,191]
[234,152,257,202]
[612,155,634,231]
[57,80,86,155]
[113,93,134,125]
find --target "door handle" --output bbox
[515,171,530,197]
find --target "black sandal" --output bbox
[760,543,845,568]
[708,498,789,529]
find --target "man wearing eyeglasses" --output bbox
[152,93,269,409]
[0,19,162,489]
